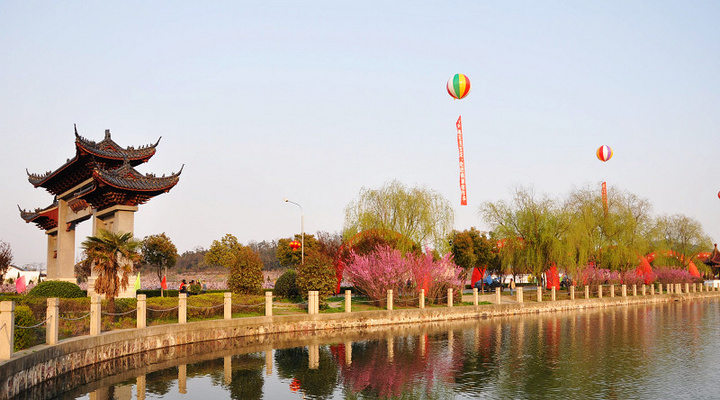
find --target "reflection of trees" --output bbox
[338,336,455,399]
[227,353,265,400]
[145,366,177,396]
[275,347,339,399]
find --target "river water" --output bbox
[36,298,720,399]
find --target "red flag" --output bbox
[456,116,467,206]
[161,275,168,290]
[16,276,26,294]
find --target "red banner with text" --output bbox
[456,116,467,206]
[601,181,608,215]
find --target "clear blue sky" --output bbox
[1,1,719,266]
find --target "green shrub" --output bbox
[274,270,299,299]
[28,281,85,298]
[227,246,264,295]
[14,305,39,351]
[296,253,336,299]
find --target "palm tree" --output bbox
[79,229,141,301]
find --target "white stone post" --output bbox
[448,288,453,307]
[570,286,575,300]
[537,286,543,302]
[632,284,637,296]
[46,298,59,345]
[179,293,187,324]
[314,291,320,314]
[610,284,615,298]
[307,291,314,315]
[90,295,101,336]
[658,283,663,295]
[642,284,646,296]
[419,289,425,309]
[0,301,14,360]
[473,287,478,306]
[585,286,590,299]
[136,294,146,329]
[598,285,603,299]
[265,292,273,317]
[345,290,352,313]
[387,290,393,311]
[517,287,524,303]
[224,292,232,320]
[621,285,627,297]
[495,287,502,304]
[551,287,556,301]
[685,283,690,294]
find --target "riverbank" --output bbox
[1,289,719,398]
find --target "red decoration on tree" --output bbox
[289,240,301,251]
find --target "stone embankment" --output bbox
[1,285,718,398]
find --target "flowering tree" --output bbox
[343,245,463,305]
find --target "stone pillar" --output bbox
[551,287,556,301]
[179,293,187,324]
[45,232,58,280]
[0,301,14,360]
[265,292,273,317]
[658,283,663,295]
[537,287,542,302]
[136,374,146,400]
[473,288,478,306]
[137,294,146,329]
[387,290,393,311]
[345,290,352,313]
[642,284,646,296]
[419,289,425,309]
[651,284,655,295]
[570,286,575,300]
[621,285,627,297]
[685,283,690,294]
[517,287,524,303]
[90,295,101,336]
[585,286,590,299]
[495,287,501,304]
[224,292,232,319]
[632,284,637,296]
[55,199,76,281]
[448,288,453,307]
[314,291,320,314]
[598,285,603,299]
[610,284,615,298]
[46,298,59,345]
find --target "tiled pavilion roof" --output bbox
[18,202,58,231]
[27,125,160,196]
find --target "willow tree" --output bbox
[481,186,569,279]
[653,214,712,272]
[79,229,141,299]
[562,186,654,274]
[343,180,454,253]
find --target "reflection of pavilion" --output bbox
[19,126,181,288]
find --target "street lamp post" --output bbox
[284,198,304,264]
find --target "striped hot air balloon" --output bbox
[447,74,471,100]
[597,145,613,162]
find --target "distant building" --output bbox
[4,265,45,284]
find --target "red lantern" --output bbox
[289,240,301,251]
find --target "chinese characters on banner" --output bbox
[456,116,467,206]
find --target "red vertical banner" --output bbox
[456,116,467,206]
[601,181,608,215]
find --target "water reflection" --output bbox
[24,299,720,399]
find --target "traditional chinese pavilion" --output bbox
[20,126,182,282]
